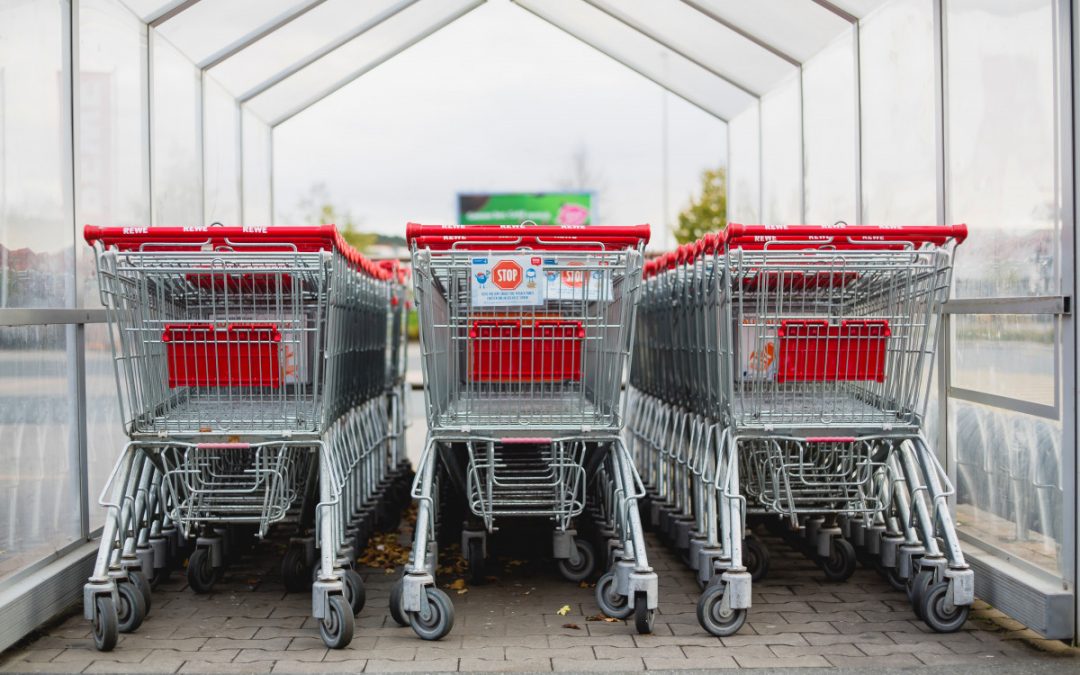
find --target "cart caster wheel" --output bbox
[879,564,906,592]
[595,572,632,619]
[819,538,857,582]
[116,579,147,633]
[696,582,747,637]
[150,565,171,588]
[908,569,935,619]
[319,595,354,649]
[186,548,220,594]
[920,581,970,633]
[128,569,152,613]
[389,579,409,627]
[633,592,654,634]
[408,587,455,641]
[467,538,486,585]
[281,544,312,593]
[92,596,118,652]
[556,540,596,582]
[744,537,770,582]
[343,569,366,616]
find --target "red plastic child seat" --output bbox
[469,318,585,382]
[163,323,282,388]
[776,319,890,383]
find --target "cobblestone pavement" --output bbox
[2,521,1077,674]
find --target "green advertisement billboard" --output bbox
[457,192,593,226]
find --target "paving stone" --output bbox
[719,633,808,648]
[914,650,1021,665]
[364,658,458,672]
[233,649,325,663]
[270,660,366,673]
[460,657,553,671]
[85,660,182,673]
[179,660,274,673]
[323,647,416,662]
[734,654,831,668]
[144,650,240,664]
[549,635,635,649]
[551,656,642,671]
[53,648,151,665]
[827,653,922,668]
[593,645,683,660]
[643,655,737,670]
[503,646,593,661]
[199,638,292,652]
[683,645,773,660]
[0,662,90,673]
[747,621,837,635]
[770,643,861,658]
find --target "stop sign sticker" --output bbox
[471,255,543,306]
[492,260,523,290]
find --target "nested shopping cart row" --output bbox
[398,223,658,640]
[82,225,411,651]
[628,223,974,636]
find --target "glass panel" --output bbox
[727,103,760,223]
[0,0,74,309]
[85,322,125,530]
[684,0,849,63]
[248,0,494,125]
[945,0,1060,298]
[951,314,1056,407]
[587,0,795,95]
[802,31,856,224]
[79,0,150,308]
[951,399,1063,576]
[829,0,890,19]
[118,0,179,22]
[203,76,241,224]
[207,0,409,99]
[759,74,801,224]
[155,0,309,67]
[0,325,79,581]
[151,32,202,225]
[241,108,272,224]
[859,0,936,223]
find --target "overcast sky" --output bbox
[271,0,727,251]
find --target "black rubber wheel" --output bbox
[186,548,219,594]
[909,569,935,620]
[920,580,970,633]
[92,596,118,652]
[319,595,355,649]
[467,538,486,585]
[879,564,906,592]
[594,572,631,619]
[633,592,654,634]
[409,587,455,641]
[128,569,152,613]
[281,545,312,593]
[116,580,147,633]
[342,569,366,616]
[743,537,770,583]
[696,582,748,637]
[389,578,409,627]
[556,539,596,582]
[819,538,857,582]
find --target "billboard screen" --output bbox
[457,192,592,226]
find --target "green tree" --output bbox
[673,167,727,245]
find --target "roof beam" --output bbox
[200,0,330,71]
[679,0,802,66]
[268,0,487,127]
[147,0,201,27]
[582,0,762,97]
[509,0,729,121]
[237,0,420,104]
[809,0,858,23]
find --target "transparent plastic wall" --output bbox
[78,0,149,529]
[0,0,80,582]
[727,103,760,223]
[150,32,202,225]
[242,109,273,224]
[801,30,856,224]
[203,76,241,225]
[943,0,1065,579]
[759,74,802,224]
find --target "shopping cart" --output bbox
[82,225,398,651]
[395,222,658,640]
[629,224,972,636]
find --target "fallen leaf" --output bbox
[562,623,581,630]
[449,578,467,591]
[586,614,619,623]
[556,605,571,616]
[579,581,589,589]
[456,588,468,595]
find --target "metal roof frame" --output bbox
[145,0,860,128]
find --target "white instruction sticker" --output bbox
[470,255,544,307]
[544,260,613,302]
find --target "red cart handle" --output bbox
[723,223,968,250]
[84,224,392,280]
[406,222,650,251]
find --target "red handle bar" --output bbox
[406,222,650,250]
